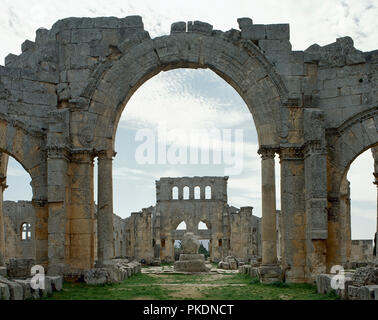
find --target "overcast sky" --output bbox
[1,0,377,240]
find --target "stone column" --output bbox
[371,147,378,259]
[258,147,281,283]
[97,150,115,266]
[279,147,306,283]
[0,175,7,266]
[47,147,70,276]
[373,172,378,259]
[69,150,95,271]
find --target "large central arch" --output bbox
[84,31,288,151]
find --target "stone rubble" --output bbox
[83,259,141,285]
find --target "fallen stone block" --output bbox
[6,258,35,278]
[359,285,378,300]
[250,267,259,278]
[47,276,63,291]
[0,282,10,300]
[40,277,53,298]
[15,279,32,300]
[0,277,23,300]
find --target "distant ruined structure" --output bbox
[0,15,377,283]
[125,176,261,264]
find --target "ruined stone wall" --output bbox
[3,201,35,261]
[350,240,374,263]
[3,200,126,265]
[125,207,154,263]
[229,207,260,262]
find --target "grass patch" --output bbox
[45,272,336,300]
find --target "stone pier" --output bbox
[258,148,281,283]
[97,150,115,266]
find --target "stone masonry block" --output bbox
[266,24,290,40]
[241,25,266,41]
[237,17,253,29]
[187,21,213,34]
[171,22,186,33]
[21,40,35,52]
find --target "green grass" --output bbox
[44,272,337,300]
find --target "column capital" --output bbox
[71,148,94,164]
[278,146,304,161]
[0,176,7,190]
[258,146,278,160]
[373,172,378,185]
[96,149,116,160]
[46,146,71,160]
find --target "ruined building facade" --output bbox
[125,177,261,264]
[0,15,377,283]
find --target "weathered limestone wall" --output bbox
[4,200,126,266]
[3,201,35,261]
[229,207,260,261]
[350,240,373,263]
[125,207,154,263]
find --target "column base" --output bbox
[258,264,282,284]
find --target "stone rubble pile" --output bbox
[316,265,378,300]
[0,269,62,300]
[218,256,240,270]
[84,259,141,285]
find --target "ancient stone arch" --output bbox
[325,108,378,270]
[0,15,376,283]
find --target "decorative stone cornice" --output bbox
[71,148,95,164]
[96,149,116,160]
[278,146,304,161]
[258,146,279,160]
[0,176,8,190]
[46,146,71,161]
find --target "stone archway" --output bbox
[81,29,288,273]
[326,107,378,269]
[0,118,48,268]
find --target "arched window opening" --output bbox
[194,186,200,199]
[21,223,32,241]
[172,186,178,200]
[205,186,211,199]
[176,221,187,230]
[183,186,189,200]
[198,221,208,230]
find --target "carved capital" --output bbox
[258,146,278,160]
[0,175,7,189]
[71,148,94,164]
[278,146,304,161]
[373,172,378,185]
[47,146,71,161]
[96,149,116,160]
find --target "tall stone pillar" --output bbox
[97,150,115,266]
[372,147,378,259]
[0,175,7,266]
[47,147,70,275]
[280,147,306,283]
[258,147,281,283]
[69,150,95,271]
[303,109,328,281]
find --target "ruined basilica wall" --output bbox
[229,206,261,262]
[124,207,154,263]
[3,201,35,261]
